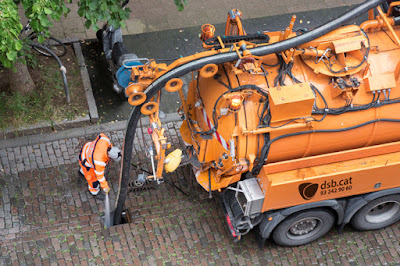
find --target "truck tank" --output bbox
[180,22,400,192]
[113,0,400,243]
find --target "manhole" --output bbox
[101,209,132,227]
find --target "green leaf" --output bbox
[88,2,96,10]
[110,5,118,13]
[12,40,23,51]
[100,2,107,11]
[38,34,45,43]
[3,60,12,69]
[30,19,38,29]
[105,12,111,21]
[37,14,50,27]
[44,7,52,15]
[6,50,17,61]
[177,4,184,11]
[174,0,187,11]
[32,4,39,13]
[65,7,71,16]
[84,20,92,29]
[77,7,85,17]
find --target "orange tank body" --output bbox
[179,22,400,192]
[118,1,400,246]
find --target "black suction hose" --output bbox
[30,43,70,103]
[250,0,386,57]
[114,0,387,225]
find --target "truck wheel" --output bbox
[351,194,400,231]
[272,209,335,246]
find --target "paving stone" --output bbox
[1,156,8,165]
[7,151,15,161]
[0,149,7,157]
[17,163,24,172]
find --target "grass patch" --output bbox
[0,45,88,130]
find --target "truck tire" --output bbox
[351,194,400,231]
[272,209,335,246]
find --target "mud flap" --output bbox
[221,189,242,242]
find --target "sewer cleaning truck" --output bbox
[113,0,400,246]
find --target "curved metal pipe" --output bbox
[360,19,381,30]
[114,0,386,224]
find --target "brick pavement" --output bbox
[2,121,400,265]
[6,0,400,264]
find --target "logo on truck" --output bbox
[320,177,352,196]
[299,177,353,200]
[298,182,319,200]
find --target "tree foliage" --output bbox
[0,0,187,69]
[0,0,23,68]
[78,0,130,30]
[174,0,188,12]
[0,0,131,68]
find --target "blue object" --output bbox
[116,61,143,88]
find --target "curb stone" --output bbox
[73,40,99,123]
[0,113,181,149]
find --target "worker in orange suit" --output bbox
[78,133,121,198]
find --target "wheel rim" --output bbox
[365,200,400,224]
[286,217,323,240]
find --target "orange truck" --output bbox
[114,0,400,246]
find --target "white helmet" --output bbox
[108,146,122,162]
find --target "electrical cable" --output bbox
[222,64,232,89]
[215,74,232,90]
[194,84,268,136]
[262,53,280,67]
[260,64,270,88]
[320,29,370,74]
[131,163,189,196]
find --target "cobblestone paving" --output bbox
[1,121,400,265]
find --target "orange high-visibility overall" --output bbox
[79,133,111,195]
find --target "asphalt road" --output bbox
[82,5,368,123]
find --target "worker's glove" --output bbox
[103,187,110,193]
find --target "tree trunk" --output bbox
[9,57,35,95]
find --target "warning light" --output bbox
[200,24,215,41]
[230,94,242,110]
